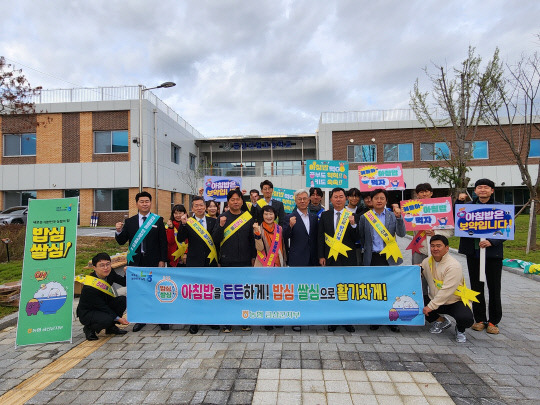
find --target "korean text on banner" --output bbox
[454,204,514,240]
[272,188,295,213]
[306,160,349,189]
[16,197,79,347]
[401,197,454,231]
[203,176,242,202]
[358,163,405,191]
[127,266,424,326]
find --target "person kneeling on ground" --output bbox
[421,235,474,343]
[76,253,129,341]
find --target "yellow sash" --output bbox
[75,275,115,297]
[221,211,253,247]
[256,199,268,208]
[364,210,403,262]
[325,210,352,260]
[166,224,188,261]
[187,217,218,264]
[428,256,480,306]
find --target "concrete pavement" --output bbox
[1,237,539,404]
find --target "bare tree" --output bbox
[481,50,540,251]
[410,47,503,199]
[0,57,41,115]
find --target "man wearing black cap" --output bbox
[458,178,505,335]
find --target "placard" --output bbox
[401,197,454,231]
[358,164,405,191]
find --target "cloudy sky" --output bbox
[2,1,539,137]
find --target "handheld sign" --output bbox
[401,197,454,231]
[358,164,405,191]
[306,160,348,189]
[203,176,241,202]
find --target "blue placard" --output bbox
[126,266,424,326]
[203,176,241,202]
[454,204,514,240]
[306,160,349,189]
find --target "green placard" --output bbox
[16,198,79,347]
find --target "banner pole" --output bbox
[479,238,487,283]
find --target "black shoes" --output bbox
[328,325,337,332]
[292,326,301,332]
[133,323,146,332]
[210,325,220,330]
[370,325,380,330]
[160,324,170,331]
[106,325,127,335]
[390,325,400,333]
[83,325,98,341]
[189,325,199,334]
[344,325,356,333]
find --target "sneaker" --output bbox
[486,323,499,334]
[429,316,452,334]
[471,322,486,331]
[455,327,467,343]
[241,325,252,331]
[222,326,232,333]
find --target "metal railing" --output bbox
[320,109,418,124]
[32,86,204,139]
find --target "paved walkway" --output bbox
[1,238,539,404]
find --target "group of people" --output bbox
[77,178,504,344]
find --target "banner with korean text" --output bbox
[358,163,405,191]
[401,197,454,231]
[306,160,349,188]
[16,198,79,347]
[203,176,242,202]
[127,266,424,326]
[272,188,295,213]
[454,204,514,240]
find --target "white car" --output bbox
[0,206,28,225]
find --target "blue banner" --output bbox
[454,204,514,240]
[126,266,424,326]
[203,176,242,202]
[306,160,349,189]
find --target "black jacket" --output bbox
[115,214,168,266]
[318,208,359,266]
[212,211,256,266]
[177,216,217,267]
[76,271,126,322]
[283,209,319,266]
[458,197,505,259]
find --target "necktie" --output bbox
[335,211,341,230]
[199,218,204,228]
[141,216,147,253]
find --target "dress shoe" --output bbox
[369,325,380,331]
[83,325,98,341]
[132,323,146,332]
[210,325,220,330]
[344,325,355,333]
[160,324,170,331]
[328,325,337,332]
[389,325,400,333]
[264,326,274,330]
[106,325,127,335]
[189,325,199,334]
[292,326,301,332]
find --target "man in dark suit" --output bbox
[177,196,218,334]
[252,180,286,227]
[115,191,168,332]
[284,189,318,267]
[318,187,358,333]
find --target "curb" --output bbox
[0,311,18,331]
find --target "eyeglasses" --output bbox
[96,262,111,268]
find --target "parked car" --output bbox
[0,206,28,225]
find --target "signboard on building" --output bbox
[203,176,242,202]
[454,204,514,240]
[16,197,79,347]
[400,197,454,231]
[306,160,349,189]
[272,188,295,213]
[358,164,405,191]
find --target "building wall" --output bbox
[36,114,63,164]
[36,190,63,199]
[79,189,94,226]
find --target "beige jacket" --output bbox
[254,225,287,267]
[420,252,464,310]
[413,228,454,256]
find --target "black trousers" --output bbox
[80,296,126,332]
[466,256,503,325]
[425,300,474,332]
[370,252,389,266]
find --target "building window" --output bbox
[530,139,540,157]
[464,141,488,159]
[4,190,36,208]
[213,162,255,176]
[383,144,413,162]
[189,154,197,170]
[3,133,36,156]
[347,145,376,163]
[263,161,302,176]
[420,142,450,161]
[94,189,129,211]
[94,130,128,154]
[171,143,180,164]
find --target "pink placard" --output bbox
[358,164,405,191]
[400,197,454,231]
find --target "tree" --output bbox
[410,47,503,198]
[0,57,41,115]
[481,50,540,251]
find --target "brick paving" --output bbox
[1,238,539,404]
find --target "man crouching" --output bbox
[76,253,129,341]
[421,236,474,343]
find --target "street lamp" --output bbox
[138,82,176,193]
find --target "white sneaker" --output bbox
[455,327,467,343]
[429,315,452,334]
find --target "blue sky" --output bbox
[2,0,539,137]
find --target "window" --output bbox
[212,162,255,176]
[3,133,36,156]
[94,189,129,211]
[94,130,128,154]
[347,145,376,163]
[4,191,36,208]
[383,144,413,162]
[530,139,540,157]
[420,142,450,161]
[263,161,302,176]
[171,143,180,164]
[464,141,488,159]
[189,154,197,171]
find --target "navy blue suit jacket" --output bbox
[283,208,319,266]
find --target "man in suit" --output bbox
[318,187,358,333]
[115,191,168,332]
[177,196,218,334]
[283,188,318,332]
[253,180,286,227]
[357,188,406,332]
